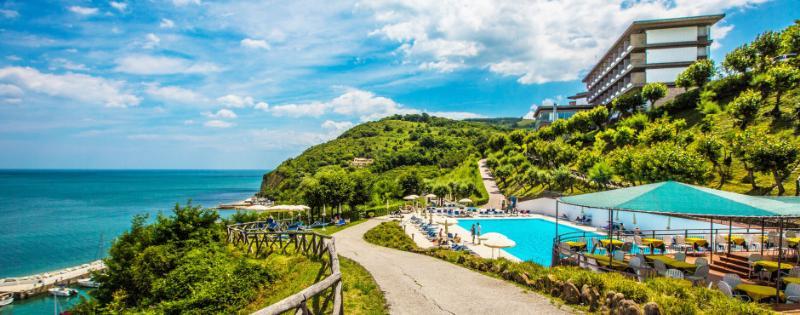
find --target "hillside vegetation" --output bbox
[487,20,800,199]
[260,114,500,218]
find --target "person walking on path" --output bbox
[470,223,476,244]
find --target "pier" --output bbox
[0,260,105,299]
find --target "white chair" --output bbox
[686,264,709,286]
[613,250,625,262]
[665,269,684,279]
[654,259,667,276]
[673,235,692,253]
[747,234,762,252]
[716,234,729,252]
[786,283,800,304]
[717,281,751,301]
[695,257,708,266]
[789,266,800,278]
[723,273,742,289]
[747,254,763,279]
[674,252,686,262]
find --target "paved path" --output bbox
[478,159,505,209]
[334,219,569,315]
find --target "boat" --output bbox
[48,286,77,297]
[77,278,99,288]
[0,292,13,307]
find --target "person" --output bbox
[476,222,482,244]
[470,223,476,243]
[454,233,461,244]
[634,227,641,235]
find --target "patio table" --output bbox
[585,253,628,270]
[564,241,587,251]
[685,237,708,250]
[726,235,747,246]
[600,239,624,250]
[754,260,794,273]
[735,284,784,302]
[787,237,800,248]
[641,238,666,252]
[644,255,697,272]
[782,277,800,285]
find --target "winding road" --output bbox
[334,219,568,315]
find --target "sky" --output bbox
[0,0,797,169]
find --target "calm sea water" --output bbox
[0,169,265,314]
[457,218,601,266]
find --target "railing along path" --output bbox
[227,221,343,315]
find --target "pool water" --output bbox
[457,218,601,266]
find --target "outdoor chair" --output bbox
[673,235,692,253]
[786,283,800,304]
[665,269,684,279]
[789,266,800,278]
[654,260,667,276]
[747,234,762,252]
[628,257,649,282]
[695,257,708,266]
[586,257,601,272]
[686,264,709,286]
[716,234,729,253]
[591,237,605,255]
[613,250,625,262]
[722,273,743,289]
[674,252,686,262]
[747,254,764,279]
[717,281,751,302]
[769,233,780,255]
[634,235,649,255]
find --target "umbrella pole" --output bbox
[608,208,613,269]
[777,218,784,302]
[728,217,733,256]
[553,200,559,266]
[761,218,766,256]
[710,219,714,265]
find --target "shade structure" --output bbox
[458,198,473,204]
[403,195,420,200]
[425,193,437,198]
[244,205,270,211]
[267,205,310,211]
[559,181,800,217]
[482,232,516,259]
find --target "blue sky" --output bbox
[0,0,797,169]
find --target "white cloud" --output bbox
[183,119,195,125]
[249,129,336,149]
[321,120,354,131]
[0,66,139,107]
[114,55,221,75]
[172,0,201,6]
[145,84,208,104]
[203,108,238,119]
[254,101,269,111]
[0,9,19,18]
[204,120,234,128]
[363,0,767,84]
[160,18,175,28]
[68,6,99,16]
[0,83,23,104]
[217,94,254,108]
[109,2,127,12]
[426,111,484,120]
[270,101,329,118]
[711,24,735,50]
[143,33,160,49]
[49,58,89,71]
[6,55,21,61]
[241,38,270,50]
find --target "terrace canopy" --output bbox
[559,181,799,218]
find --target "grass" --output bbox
[363,221,774,315]
[310,218,367,236]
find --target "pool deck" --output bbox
[402,212,603,262]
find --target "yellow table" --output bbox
[685,237,708,249]
[754,260,794,273]
[726,235,747,245]
[736,284,784,302]
[564,241,587,251]
[600,239,624,250]
[642,238,664,247]
[782,277,800,284]
[645,255,697,272]
[787,237,800,248]
[585,253,628,270]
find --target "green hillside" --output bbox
[260,114,499,217]
[488,20,800,200]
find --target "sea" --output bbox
[0,169,266,314]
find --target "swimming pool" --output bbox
[457,218,601,266]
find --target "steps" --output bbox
[709,253,751,278]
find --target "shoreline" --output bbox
[0,260,105,299]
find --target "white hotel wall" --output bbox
[646,26,697,44]
[517,197,734,232]
[646,47,697,64]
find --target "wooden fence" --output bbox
[227,222,343,315]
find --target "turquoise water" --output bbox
[457,218,601,266]
[0,169,265,314]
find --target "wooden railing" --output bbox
[227,222,343,315]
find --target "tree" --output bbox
[641,82,668,108]
[611,92,645,117]
[493,165,513,185]
[763,63,800,117]
[723,44,756,76]
[782,20,800,66]
[586,106,609,130]
[315,166,354,215]
[551,165,576,192]
[397,171,423,196]
[488,134,508,151]
[432,185,449,206]
[694,134,731,186]
[747,135,799,195]
[676,59,716,90]
[566,110,593,133]
[588,161,613,189]
[348,170,371,215]
[751,31,782,72]
[728,90,762,130]
[727,130,759,190]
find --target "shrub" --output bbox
[363,221,420,251]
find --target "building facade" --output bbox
[583,14,724,105]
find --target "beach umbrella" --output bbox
[482,233,516,259]
[425,193,437,198]
[632,212,637,226]
[437,219,456,236]
[403,195,420,200]
[244,205,270,211]
[458,198,473,204]
[666,216,671,230]
[267,205,310,211]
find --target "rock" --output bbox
[605,290,617,307]
[581,284,600,311]
[619,299,642,315]
[562,280,581,304]
[612,292,625,308]
[456,255,466,264]
[551,280,563,297]
[643,302,661,315]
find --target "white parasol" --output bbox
[403,195,420,200]
[482,232,516,259]
[244,204,270,211]
[458,198,473,204]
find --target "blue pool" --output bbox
[457,218,601,266]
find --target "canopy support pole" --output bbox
[608,208,613,269]
[728,217,733,256]
[553,200,559,266]
[777,217,785,301]
[761,218,765,256]
[710,219,714,265]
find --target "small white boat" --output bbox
[0,292,13,307]
[48,286,77,297]
[77,278,99,288]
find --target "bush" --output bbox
[363,222,419,251]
